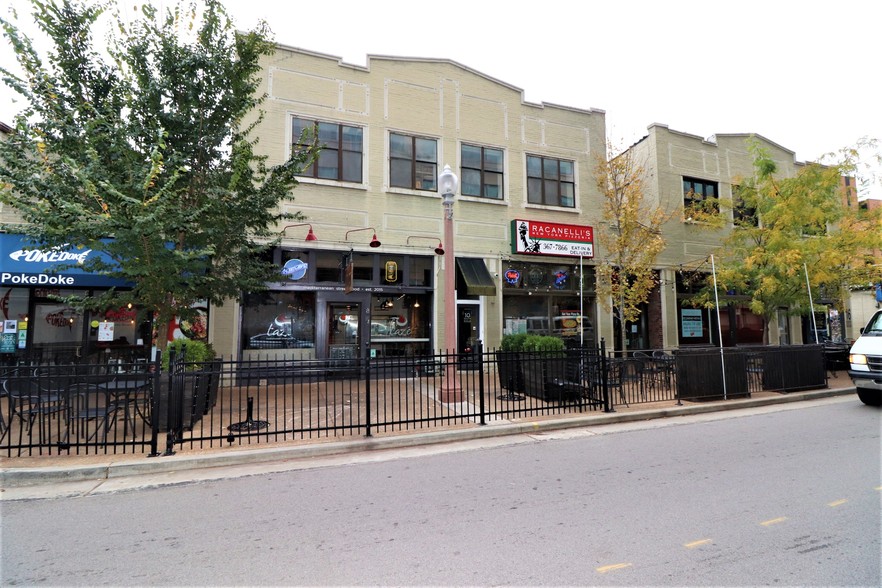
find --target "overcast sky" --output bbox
[3,0,880,197]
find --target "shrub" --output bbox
[161,338,217,371]
[500,333,529,352]
[522,335,566,353]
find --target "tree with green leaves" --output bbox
[694,139,882,343]
[594,143,670,353]
[0,0,316,351]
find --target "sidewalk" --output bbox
[0,373,858,499]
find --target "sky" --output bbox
[2,0,880,197]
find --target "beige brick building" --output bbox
[211,46,609,362]
[625,124,875,350]
[3,47,872,363]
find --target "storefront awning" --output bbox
[456,258,496,297]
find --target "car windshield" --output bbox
[864,312,882,335]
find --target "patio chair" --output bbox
[593,358,628,407]
[1,369,67,445]
[620,357,645,402]
[66,383,122,443]
[633,351,660,394]
[746,353,763,390]
[651,350,676,389]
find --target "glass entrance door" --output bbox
[328,303,360,362]
[457,303,480,370]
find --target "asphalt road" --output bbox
[2,396,880,586]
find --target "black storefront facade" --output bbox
[239,246,495,362]
[500,220,597,346]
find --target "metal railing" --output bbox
[0,343,830,457]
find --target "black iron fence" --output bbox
[0,343,830,457]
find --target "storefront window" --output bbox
[369,294,431,356]
[0,287,29,323]
[380,256,405,286]
[30,289,91,355]
[315,250,345,283]
[409,256,434,287]
[501,261,594,343]
[351,253,374,286]
[242,291,316,350]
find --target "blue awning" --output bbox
[0,233,129,288]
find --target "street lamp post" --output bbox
[439,164,461,402]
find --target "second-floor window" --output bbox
[683,177,719,217]
[461,144,504,199]
[527,155,575,208]
[732,185,758,227]
[390,132,437,191]
[293,117,363,183]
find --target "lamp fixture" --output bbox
[345,227,381,248]
[281,223,318,241]
[406,235,445,255]
[438,164,458,220]
[405,235,444,255]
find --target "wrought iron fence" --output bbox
[0,343,830,457]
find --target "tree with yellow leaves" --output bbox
[697,139,881,343]
[594,143,670,353]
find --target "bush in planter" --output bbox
[498,334,528,392]
[500,333,529,352]
[158,338,219,431]
[161,338,216,371]
[520,335,570,400]
[521,335,566,353]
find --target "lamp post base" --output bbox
[440,364,462,403]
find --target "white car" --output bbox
[848,309,882,406]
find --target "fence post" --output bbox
[477,340,486,425]
[163,348,180,456]
[148,350,162,457]
[601,338,614,413]
[364,356,372,438]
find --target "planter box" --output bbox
[521,351,584,402]
[676,349,749,401]
[496,351,525,393]
[154,360,221,432]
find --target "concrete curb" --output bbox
[1,387,856,490]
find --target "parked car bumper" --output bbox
[848,369,882,391]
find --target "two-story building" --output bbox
[208,46,609,363]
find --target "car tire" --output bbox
[856,389,882,406]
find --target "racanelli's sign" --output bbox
[511,219,594,258]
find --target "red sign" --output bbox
[511,219,594,258]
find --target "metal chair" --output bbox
[620,358,645,402]
[65,383,121,443]
[746,353,764,391]
[1,369,67,447]
[652,350,676,389]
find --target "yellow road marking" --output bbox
[596,563,632,574]
[875,486,881,491]
[684,539,713,548]
[761,517,788,526]
[828,499,847,507]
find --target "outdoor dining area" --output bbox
[1,343,832,457]
[1,362,154,453]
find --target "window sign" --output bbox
[17,320,28,349]
[98,321,114,342]
[281,258,308,281]
[681,309,704,337]
[1,319,16,353]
